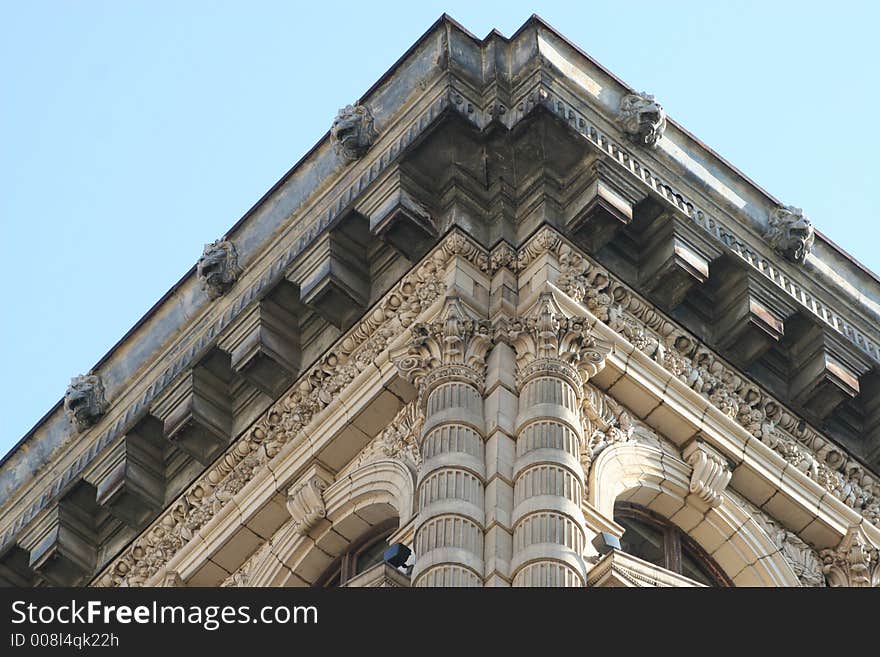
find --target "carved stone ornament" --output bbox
[744,498,825,587]
[504,293,613,390]
[393,296,493,392]
[820,525,879,587]
[682,440,731,508]
[197,239,241,300]
[330,104,378,162]
[286,467,333,536]
[618,92,667,147]
[64,374,108,432]
[766,205,815,264]
[580,384,635,474]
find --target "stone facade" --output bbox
[2,15,879,588]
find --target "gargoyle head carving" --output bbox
[618,92,667,147]
[64,374,107,432]
[330,104,378,161]
[766,205,815,264]
[197,239,240,299]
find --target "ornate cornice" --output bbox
[93,230,487,586]
[521,226,880,526]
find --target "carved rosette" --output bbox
[682,440,731,508]
[330,104,378,162]
[286,466,333,536]
[394,297,492,587]
[820,526,880,587]
[766,205,814,264]
[505,294,612,587]
[197,239,241,300]
[618,92,667,147]
[64,374,108,432]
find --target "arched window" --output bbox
[316,519,397,587]
[614,502,732,587]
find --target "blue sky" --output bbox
[1,1,878,458]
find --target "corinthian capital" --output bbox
[820,525,879,587]
[392,296,493,391]
[505,293,612,387]
[286,465,333,536]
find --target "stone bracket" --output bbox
[152,365,232,466]
[566,159,646,254]
[634,207,721,310]
[682,439,732,509]
[19,500,97,586]
[788,324,872,422]
[711,264,797,367]
[286,464,334,536]
[83,431,165,529]
[287,217,371,330]
[218,297,301,397]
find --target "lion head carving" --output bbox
[64,374,108,431]
[766,206,814,264]
[197,239,240,299]
[618,92,667,147]
[330,104,378,161]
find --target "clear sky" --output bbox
[1,1,878,458]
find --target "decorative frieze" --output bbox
[820,525,879,587]
[197,239,240,300]
[330,104,378,162]
[618,92,666,147]
[64,374,108,432]
[287,465,333,536]
[682,440,731,508]
[766,206,814,264]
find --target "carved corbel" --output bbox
[566,159,646,253]
[287,465,334,536]
[83,429,165,529]
[633,201,722,311]
[287,216,371,330]
[19,495,98,586]
[788,322,872,423]
[820,525,879,587]
[151,362,232,466]
[682,440,731,508]
[218,296,301,397]
[710,261,796,367]
[364,184,437,261]
[197,239,240,300]
[64,374,108,432]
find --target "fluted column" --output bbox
[506,294,611,586]
[394,297,492,586]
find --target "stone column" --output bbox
[394,297,492,586]
[506,294,610,586]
